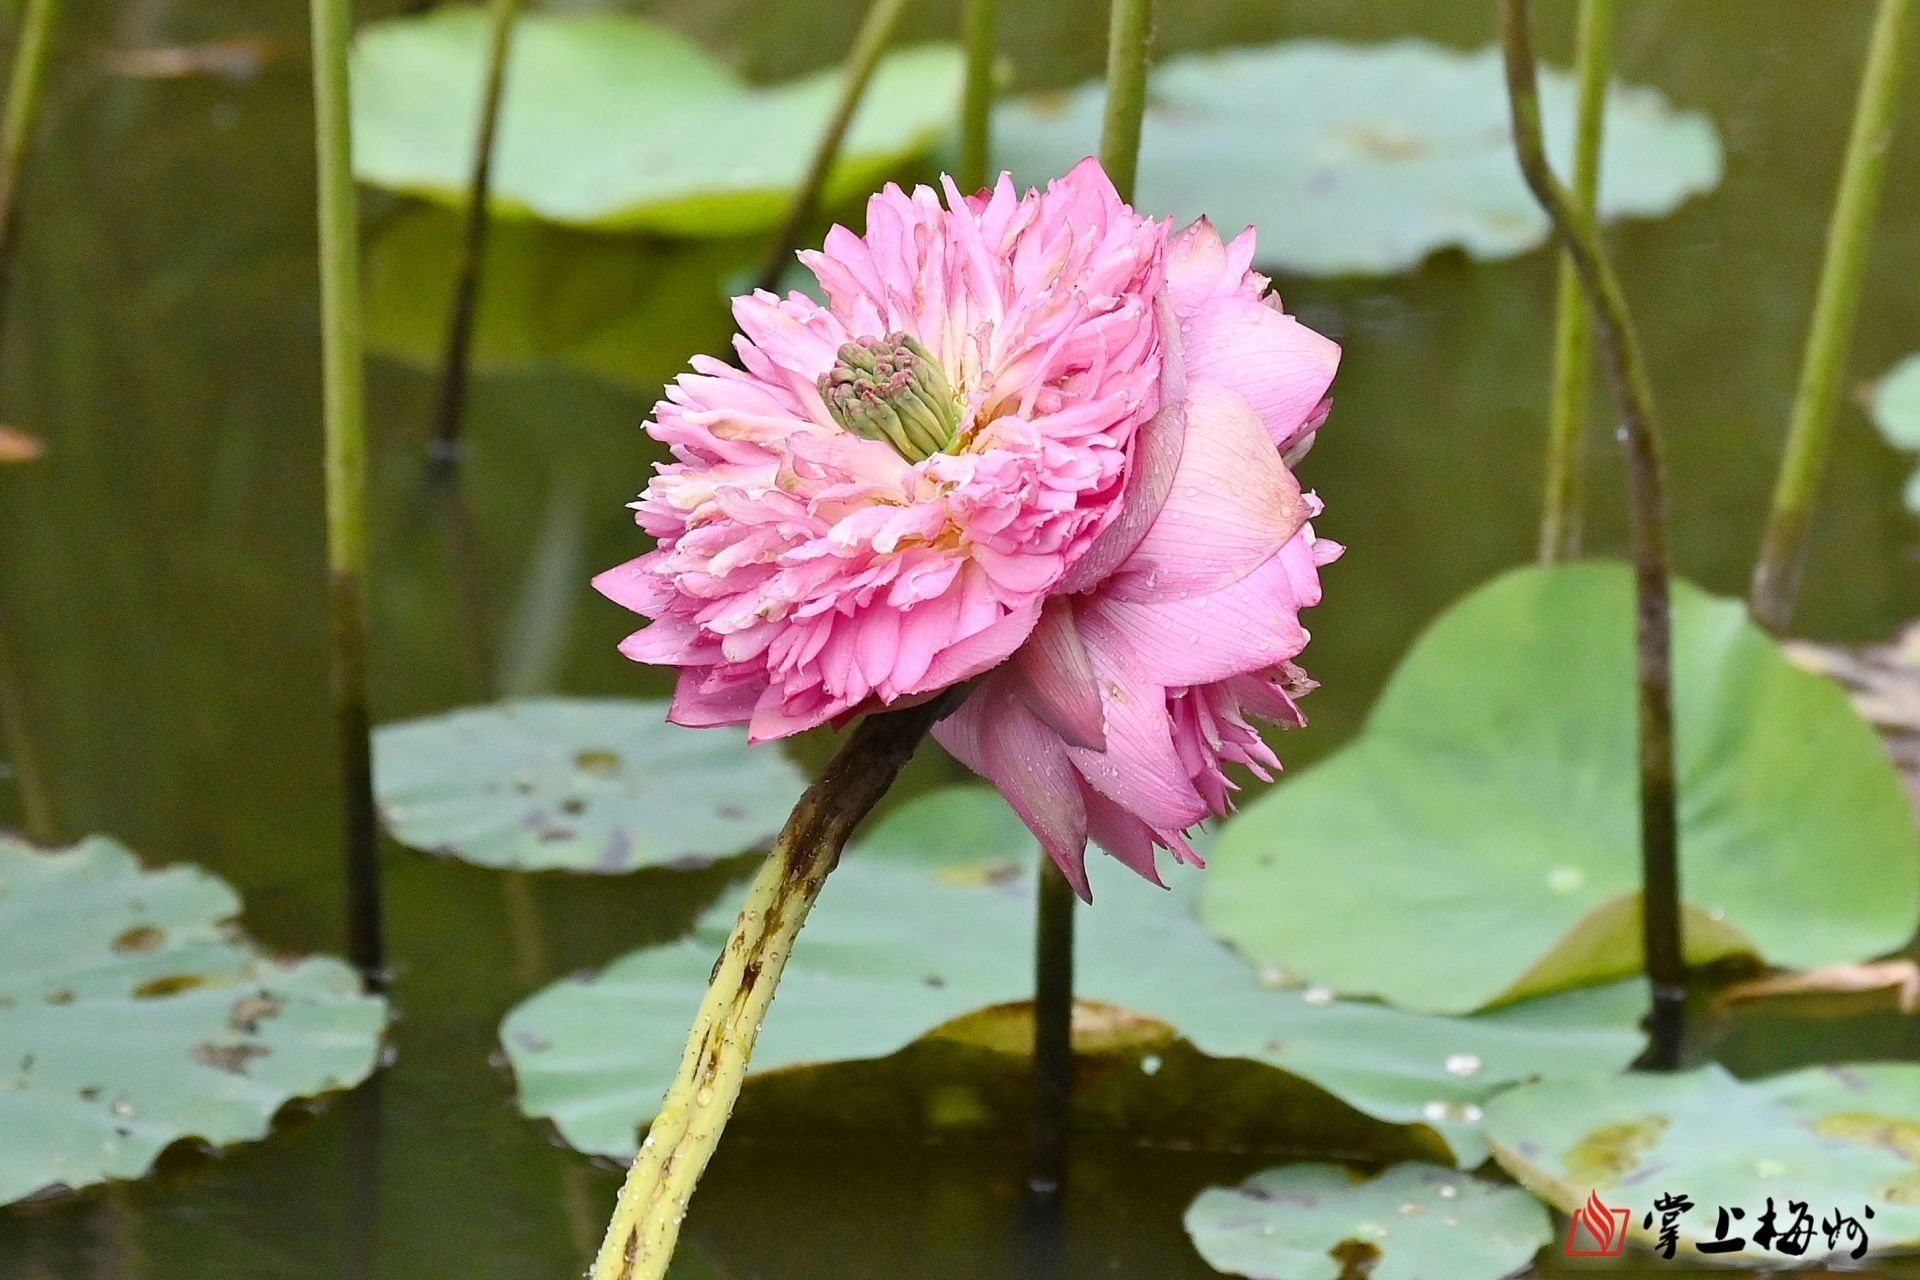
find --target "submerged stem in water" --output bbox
[0,0,59,354]
[587,695,955,1280]
[1501,0,1684,1070]
[309,0,384,984]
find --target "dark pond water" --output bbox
[1,0,1917,1276]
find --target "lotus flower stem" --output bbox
[1500,0,1683,1070]
[427,0,527,480]
[587,694,957,1280]
[1098,0,1153,203]
[1028,854,1076,1197]
[956,0,996,191]
[0,0,59,354]
[310,0,384,983]
[753,0,909,295]
[1749,0,1912,632]
[1537,0,1614,564]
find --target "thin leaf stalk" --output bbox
[310,0,383,982]
[427,0,527,477]
[1538,0,1614,563]
[1750,0,1912,631]
[1501,0,1683,1069]
[956,0,996,191]
[586,695,955,1280]
[752,0,909,294]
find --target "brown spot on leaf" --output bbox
[45,989,75,1005]
[229,993,284,1034]
[574,750,621,777]
[112,925,166,954]
[1329,1238,1381,1280]
[193,1042,270,1075]
[134,974,207,999]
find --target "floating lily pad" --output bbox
[1870,355,1920,511]
[993,39,1722,277]
[351,8,963,235]
[1485,1064,1920,1263]
[1185,1163,1550,1280]
[0,835,388,1206]
[503,786,1644,1166]
[1203,563,1920,1015]
[373,699,806,873]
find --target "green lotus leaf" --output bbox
[350,8,962,235]
[1869,355,1920,511]
[372,699,807,873]
[0,835,388,1206]
[993,39,1722,276]
[1486,1064,1920,1263]
[1203,562,1920,1014]
[361,203,745,391]
[502,786,1645,1167]
[1185,1163,1551,1280]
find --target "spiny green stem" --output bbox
[1750,0,1912,632]
[753,0,908,294]
[1097,0,1153,202]
[310,0,383,984]
[956,0,996,191]
[427,0,527,480]
[1538,0,1614,564]
[0,0,61,355]
[587,695,955,1280]
[1501,0,1683,1070]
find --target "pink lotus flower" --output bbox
[596,160,1339,896]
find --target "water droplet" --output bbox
[1444,1052,1483,1078]
[1256,964,1293,990]
[1707,906,1726,921]
[1421,1099,1482,1124]
[1140,1053,1163,1076]
[1546,865,1585,894]
[111,1099,135,1118]
[1398,1202,1424,1215]
[1437,1184,1459,1200]
[1301,985,1335,1006]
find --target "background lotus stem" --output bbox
[310,0,384,985]
[752,0,908,294]
[1749,0,1911,632]
[587,694,956,1280]
[1537,0,1614,564]
[955,0,996,191]
[426,0,526,481]
[1098,0,1153,203]
[1501,0,1683,1070]
[0,599,58,844]
[0,0,60,353]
